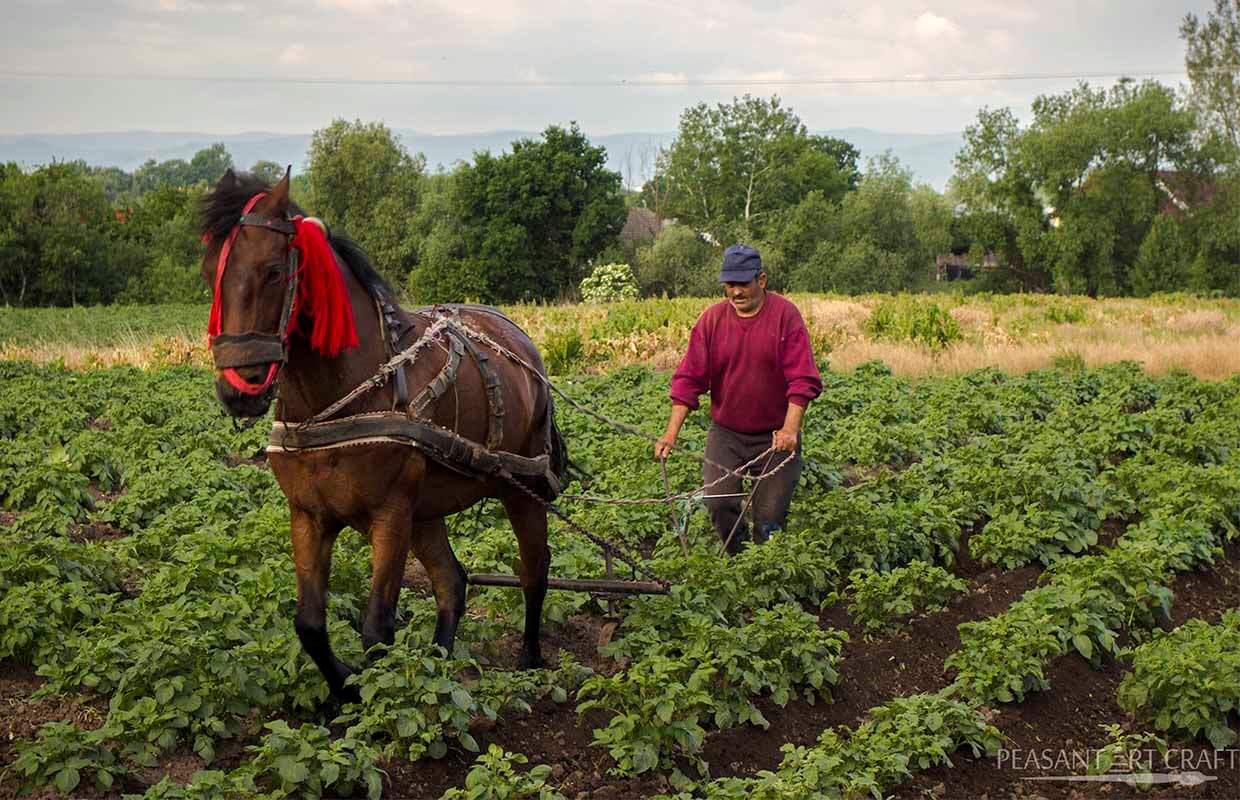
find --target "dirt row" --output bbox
[896,538,1240,800]
[2,529,1236,799]
[384,538,1049,798]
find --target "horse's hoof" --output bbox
[335,683,363,705]
[518,650,544,670]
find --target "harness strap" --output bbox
[458,327,506,449]
[411,332,464,418]
[210,333,286,369]
[238,213,296,235]
[268,412,559,496]
[374,296,410,409]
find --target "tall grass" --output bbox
[2,293,1237,378]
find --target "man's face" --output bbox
[723,272,767,316]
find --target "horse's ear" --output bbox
[268,166,292,211]
[218,168,237,190]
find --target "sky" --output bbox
[0,0,1214,136]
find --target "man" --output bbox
[655,244,822,554]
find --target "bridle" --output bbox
[207,192,311,396]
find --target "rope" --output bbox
[448,319,762,482]
[558,444,799,506]
[300,316,451,426]
[719,451,777,556]
[498,469,670,589]
[663,460,689,558]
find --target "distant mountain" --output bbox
[0,127,963,190]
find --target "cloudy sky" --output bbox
[0,0,1212,136]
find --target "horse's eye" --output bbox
[266,266,284,284]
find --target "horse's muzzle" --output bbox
[215,365,278,418]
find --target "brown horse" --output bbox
[199,169,566,702]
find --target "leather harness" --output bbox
[209,196,558,497]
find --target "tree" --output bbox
[86,166,136,203]
[115,183,209,303]
[1131,215,1192,295]
[417,123,625,303]
[249,160,285,185]
[305,119,425,283]
[1186,177,1240,294]
[633,224,718,297]
[952,80,1210,295]
[133,158,194,194]
[786,155,930,294]
[1182,1,1240,154]
[0,162,132,306]
[188,143,234,186]
[0,163,37,305]
[909,184,954,269]
[660,95,856,241]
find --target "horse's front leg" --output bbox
[361,509,413,655]
[290,509,357,702]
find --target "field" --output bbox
[2,292,1240,379]
[1,295,1239,799]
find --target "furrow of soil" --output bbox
[700,561,1043,779]
[895,540,1240,800]
[376,558,1044,799]
[390,514,1137,797]
[0,662,110,800]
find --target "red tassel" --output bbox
[291,216,359,357]
[207,195,358,360]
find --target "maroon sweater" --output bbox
[670,292,823,434]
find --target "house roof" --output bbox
[620,207,660,244]
[1155,170,1217,218]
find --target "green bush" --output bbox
[1118,610,1240,749]
[863,298,962,348]
[634,224,718,297]
[580,263,639,303]
[846,562,966,636]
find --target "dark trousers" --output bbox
[702,423,802,554]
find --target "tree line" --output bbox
[1,1,1236,307]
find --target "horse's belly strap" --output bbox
[267,412,558,494]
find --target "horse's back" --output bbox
[408,303,546,371]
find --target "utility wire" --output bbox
[0,68,1187,88]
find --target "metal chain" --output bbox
[449,319,760,482]
[299,316,452,427]
[559,444,799,506]
[497,469,671,589]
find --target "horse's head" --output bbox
[200,168,358,418]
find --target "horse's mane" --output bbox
[198,171,398,306]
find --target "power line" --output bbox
[0,68,1187,88]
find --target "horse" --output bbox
[198,168,567,702]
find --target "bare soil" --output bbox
[2,537,1236,800]
[895,540,1240,800]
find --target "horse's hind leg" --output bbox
[501,491,550,669]
[361,511,412,655]
[412,518,467,653]
[290,509,357,702]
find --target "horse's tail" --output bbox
[542,395,586,500]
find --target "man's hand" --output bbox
[772,427,798,453]
[656,404,691,462]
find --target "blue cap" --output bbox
[718,244,763,283]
